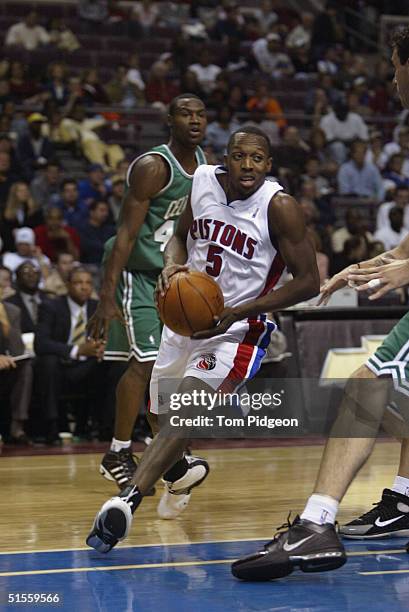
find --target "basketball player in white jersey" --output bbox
[86,126,320,553]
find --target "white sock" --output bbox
[110,438,132,453]
[300,494,339,525]
[392,475,409,497]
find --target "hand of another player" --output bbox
[316,265,357,306]
[346,256,409,300]
[155,264,189,303]
[0,355,16,370]
[87,296,126,342]
[78,339,106,359]
[191,308,239,340]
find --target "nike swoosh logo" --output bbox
[283,535,314,552]
[375,515,404,527]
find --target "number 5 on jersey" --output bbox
[206,245,223,277]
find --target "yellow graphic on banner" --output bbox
[320,336,386,380]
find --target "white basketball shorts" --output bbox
[149,316,276,414]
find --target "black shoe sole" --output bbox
[103,508,127,539]
[232,552,346,581]
[86,507,127,554]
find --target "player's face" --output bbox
[392,48,409,109]
[169,99,207,146]
[225,134,272,198]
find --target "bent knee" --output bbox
[351,364,377,380]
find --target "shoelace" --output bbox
[357,499,388,521]
[264,512,295,548]
[116,451,139,480]
[119,485,143,513]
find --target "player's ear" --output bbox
[266,157,272,172]
[223,152,228,166]
[167,113,173,129]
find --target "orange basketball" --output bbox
[158,270,224,336]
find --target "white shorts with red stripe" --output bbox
[149,316,276,414]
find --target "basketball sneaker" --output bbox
[339,489,409,539]
[86,485,142,553]
[100,449,155,495]
[231,515,346,581]
[157,455,209,519]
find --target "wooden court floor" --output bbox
[0,442,402,553]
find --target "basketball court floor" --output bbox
[1,442,408,611]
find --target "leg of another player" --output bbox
[100,358,154,489]
[310,366,388,506]
[338,391,409,539]
[398,439,409,478]
[114,358,153,441]
[232,365,391,581]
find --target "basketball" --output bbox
[158,270,224,336]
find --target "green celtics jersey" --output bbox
[104,144,206,272]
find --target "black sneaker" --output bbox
[100,449,155,495]
[231,515,346,581]
[340,489,409,539]
[86,485,142,553]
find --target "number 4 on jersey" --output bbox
[154,220,175,252]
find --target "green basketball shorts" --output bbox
[366,311,409,397]
[104,270,161,363]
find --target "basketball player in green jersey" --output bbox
[88,94,207,494]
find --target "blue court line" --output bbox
[0,538,407,576]
[0,539,408,612]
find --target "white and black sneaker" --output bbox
[157,455,209,520]
[100,449,155,495]
[340,489,409,539]
[86,485,142,553]
[232,515,346,581]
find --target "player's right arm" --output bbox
[88,155,169,341]
[156,194,192,297]
[318,234,409,305]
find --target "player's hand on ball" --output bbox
[346,256,409,300]
[191,307,239,340]
[155,264,189,301]
[87,296,125,342]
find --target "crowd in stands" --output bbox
[1,0,409,446]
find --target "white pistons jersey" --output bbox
[187,164,286,310]
[150,165,286,413]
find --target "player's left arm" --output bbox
[193,193,320,339]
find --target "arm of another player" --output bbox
[156,195,192,298]
[88,155,169,341]
[345,234,409,300]
[193,193,320,339]
[318,235,409,305]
